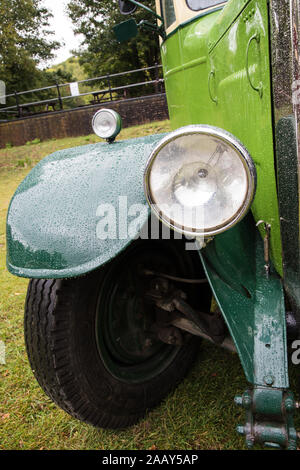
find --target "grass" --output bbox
[0,120,298,450]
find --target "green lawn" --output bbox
[0,121,297,450]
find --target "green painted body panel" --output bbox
[201,214,288,388]
[6,134,166,278]
[161,0,283,276]
[208,0,251,50]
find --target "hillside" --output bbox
[48,57,87,82]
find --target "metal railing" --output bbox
[0,64,164,120]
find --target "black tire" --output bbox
[24,238,209,429]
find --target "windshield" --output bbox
[186,0,226,11]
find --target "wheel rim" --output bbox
[95,240,191,383]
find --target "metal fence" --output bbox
[0,64,164,121]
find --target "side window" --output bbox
[186,0,226,11]
[160,0,176,29]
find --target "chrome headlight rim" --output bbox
[144,125,257,237]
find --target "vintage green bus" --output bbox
[6,0,300,449]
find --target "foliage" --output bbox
[48,57,88,82]
[67,0,161,96]
[0,0,60,94]
[0,0,71,119]
[0,1,161,118]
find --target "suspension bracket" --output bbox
[235,387,298,449]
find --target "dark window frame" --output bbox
[160,0,176,29]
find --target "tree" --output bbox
[0,0,60,96]
[67,0,161,95]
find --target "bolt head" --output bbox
[246,437,255,449]
[236,425,245,435]
[234,395,243,406]
[243,394,252,409]
[285,398,295,412]
[264,375,274,386]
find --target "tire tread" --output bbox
[24,247,202,428]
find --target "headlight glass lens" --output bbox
[92,109,122,140]
[144,126,256,236]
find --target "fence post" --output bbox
[14,91,21,118]
[56,83,63,110]
[107,74,113,101]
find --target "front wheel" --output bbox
[24,238,207,428]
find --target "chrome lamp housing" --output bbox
[144,125,256,238]
[92,109,122,143]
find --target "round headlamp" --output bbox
[144,125,256,237]
[92,109,122,142]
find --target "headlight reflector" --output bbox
[92,109,122,141]
[144,125,256,237]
